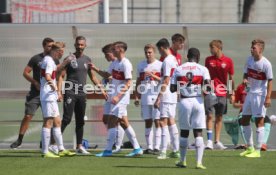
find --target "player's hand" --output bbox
[154,98,160,109]
[102,91,108,101]
[243,79,248,85]
[134,99,140,107]
[264,96,271,108]
[57,92,63,102]
[112,96,120,105]
[88,63,98,71]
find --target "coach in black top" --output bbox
[59,36,107,154]
[10,38,55,149]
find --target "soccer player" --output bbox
[154,38,179,159]
[10,38,55,149]
[59,36,107,155]
[90,43,125,153]
[134,44,162,154]
[205,40,235,150]
[239,39,273,158]
[96,41,143,157]
[233,82,271,151]
[171,48,209,169]
[160,33,185,66]
[40,42,75,158]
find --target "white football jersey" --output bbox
[160,54,178,103]
[137,59,162,105]
[108,57,132,104]
[171,62,210,97]
[40,56,58,102]
[244,56,273,95]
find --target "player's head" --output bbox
[251,39,265,58]
[171,33,185,50]
[113,41,127,58]
[74,36,86,54]
[156,38,170,55]
[144,44,156,61]
[42,37,54,55]
[187,47,200,63]
[51,42,65,60]
[209,40,223,56]
[102,43,116,62]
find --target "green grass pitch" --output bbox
[0,149,275,175]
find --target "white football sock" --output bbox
[125,126,140,149]
[243,125,253,147]
[179,137,188,162]
[161,126,169,153]
[169,124,179,152]
[145,127,153,150]
[256,127,265,150]
[53,127,65,151]
[195,136,204,165]
[105,127,117,151]
[115,125,124,149]
[154,127,161,150]
[41,127,50,154]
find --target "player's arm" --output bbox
[88,69,108,100]
[264,79,272,108]
[89,63,111,79]
[45,73,56,91]
[228,73,235,104]
[57,57,70,72]
[112,79,132,104]
[57,69,66,101]
[134,77,141,106]
[154,76,170,108]
[23,66,40,91]
[146,71,161,82]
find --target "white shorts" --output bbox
[178,97,206,130]
[110,103,127,118]
[41,101,60,118]
[103,101,111,115]
[242,93,266,118]
[160,102,176,118]
[141,105,160,120]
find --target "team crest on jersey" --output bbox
[221,63,226,68]
[66,97,72,104]
[84,63,88,69]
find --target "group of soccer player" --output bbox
[9,34,273,169]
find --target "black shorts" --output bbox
[24,91,41,116]
[205,96,227,116]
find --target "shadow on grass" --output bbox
[115,165,176,169]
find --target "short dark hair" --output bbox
[171,33,185,42]
[187,47,200,62]
[102,43,114,53]
[156,38,170,49]
[42,37,54,47]
[113,41,127,51]
[75,36,86,43]
[252,39,265,50]
[209,40,223,50]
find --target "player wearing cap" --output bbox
[171,48,210,169]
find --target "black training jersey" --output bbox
[27,53,59,95]
[65,54,91,95]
